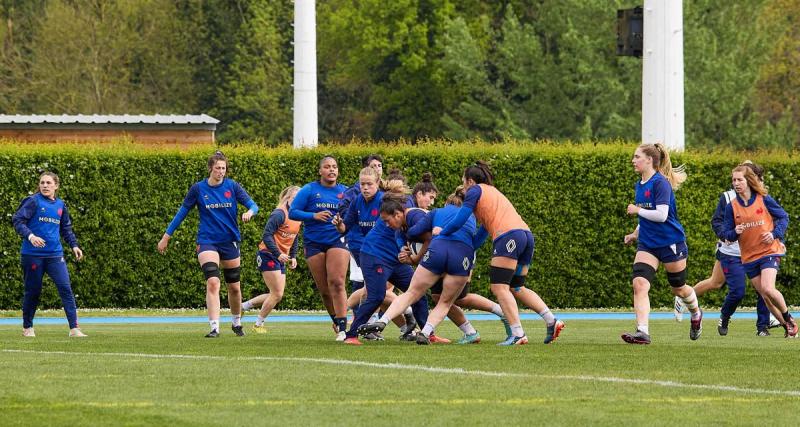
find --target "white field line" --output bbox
[4,349,800,398]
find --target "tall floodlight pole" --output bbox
[642,0,684,151]
[293,0,318,148]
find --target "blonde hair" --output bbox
[359,166,381,185]
[638,143,686,190]
[276,185,300,208]
[445,185,465,207]
[732,165,767,196]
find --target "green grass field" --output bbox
[2,317,798,426]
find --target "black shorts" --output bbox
[430,279,470,300]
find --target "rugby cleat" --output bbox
[756,328,770,337]
[251,325,267,334]
[335,331,347,342]
[717,317,729,336]
[231,325,246,337]
[621,330,651,345]
[544,319,565,344]
[497,335,528,346]
[362,331,384,341]
[358,321,387,336]
[68,328,87,338]
[399,331,417,341]
[343,336,362,345]
[456,332,481,344]
[401,311,417,334]
[689,309,703,340]
[22,327,35,337]
[205,329,220,338]
[673,296,685,322]
[429,334,451,344]
[416,333,430,345]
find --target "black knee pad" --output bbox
[201,262,220,280]
[632,263,656,284]
[667,269,687,288]
[223,266,241,284]
[510,275,526,289]
[489,266,516,285]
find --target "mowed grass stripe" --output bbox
[5,348,800,398]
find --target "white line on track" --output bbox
[4,349,800,397]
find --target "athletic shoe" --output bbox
[456,332,481,344]
[401,311,417,334]
[68,328,87,338]
[231,325,245,337]
[22,327,35,337]
[335,331,347,342]
[544,319,565,344]
[717,317,729,336]
[689,310,703,341]
[784,318,798,338]
[251,325,267,334]
[769,315,782,329]
[363,332,384,341]
[343,336,362,345]
[756,328,770,337]
[673,296,685,322]
[399,331,417,341]
[358,321,387,336]
[497,335,529,346]
[416,333,430,345]
[500,316,512,338]
[429,334,451,344]
[205,330,220,338]
[621,330,651,345]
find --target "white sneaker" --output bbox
[69,328,88,337]
[673,296,685,322]
[768,314,782,329]
[335,331,346,342]
[22,327,35,337]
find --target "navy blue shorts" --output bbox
[304,238,348,258]
[637,241,688,263]
[256,250,285,274]
[197,241,240,261]
[420,239,473,277]
[492,229,534,266]
[744,255,782,279]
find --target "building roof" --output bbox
[0,114,219,125]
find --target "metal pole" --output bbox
[293,0,318,148]
[642,0,684,151]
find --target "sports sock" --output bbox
[335,317,347,332]
[458,321,477,335]
[421,323,434,337]
[510,323,524,337]
[637,324,649,335]
[209,319,219,332]
[782,311,792,323]
[232,314,242,327]
[404,306,413,315]
[378,314,390,325]
[255,316,265,327]
[490,303,504,317]
[241,300,253,310]
[538,308,556,326]
[682,289,700,314]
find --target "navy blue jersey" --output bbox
[341,191,383,252]
[13,193,79,257]
[290,181,348,245]
[408,205,477,248]
[360,218,405,264]
[166,178,257,244]
[396,208,429,245]
[635,172,685,248]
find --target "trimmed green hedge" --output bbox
[1,141,798,310]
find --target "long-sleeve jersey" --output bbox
[360,218,406,264]
[439,184,528,240]
[259,207,300,258]
[711,190,740,257]
[289,181,348,245]
[13,193,79,257]
[722,193,788,263]
[634,172,685,248]
[165,178,257,244]
[340,191,383,253]
[408,204,483,249]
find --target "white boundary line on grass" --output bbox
[4,349,800,397]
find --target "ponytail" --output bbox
[463,160,494,186]
[276,185,300,209]
[639,143,686,190]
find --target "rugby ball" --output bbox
[409,242,424,257]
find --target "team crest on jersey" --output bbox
[506,239,516,253]
[337,193,344,199]
[57,208,63,216]
[756,207,764,215]
[376,266,383,274]
[644,189,651,198]
[224,190,232,198]
[371,209,378,216]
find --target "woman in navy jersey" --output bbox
[248,185,301,334]
[622,143,700,345]
[13,172,86,338]
[721,165,795,337]
[289,156,350,340]
[410,172,438,209]
[158,151,259,338]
